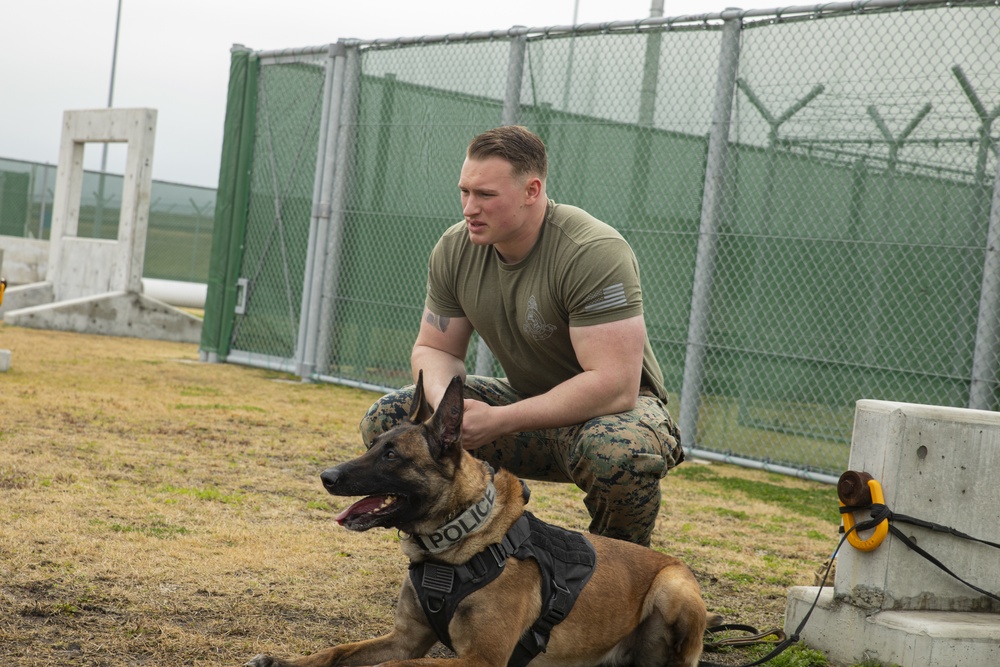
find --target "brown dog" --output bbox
[246,374,716,667]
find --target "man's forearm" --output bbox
[502,369,637,432]
[411,344,467,408]
[456,367,639,450]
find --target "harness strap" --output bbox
[412,515,532,651]
[506,559,573,667]
[506,515,596,667]
[410,511,596,667]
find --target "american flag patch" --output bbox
[583,283,627,313]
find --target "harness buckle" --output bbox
[545,582,572,624]
[488,537,513,568]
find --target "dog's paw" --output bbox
[244,655,285,667]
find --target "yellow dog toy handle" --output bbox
[838,471,889,552]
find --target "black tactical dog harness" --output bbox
[409,511,597,667]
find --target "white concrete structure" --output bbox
[2,109,201,343]
[785,400,1000,666]
[0,236,47,285]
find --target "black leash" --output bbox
[699,478,1000,667]
[697,501,892,667]
[698,534,844,667]
[703,624,785,650]
[839,502,1000,604]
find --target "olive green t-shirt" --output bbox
[425,201,668,401]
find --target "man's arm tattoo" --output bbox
[426,312,450,332]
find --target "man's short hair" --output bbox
[467,125,548,181]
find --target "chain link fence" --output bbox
[0,156,215,283]
[202,0,1000,481]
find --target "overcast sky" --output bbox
[0,0,781,188]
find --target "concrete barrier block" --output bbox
[786,586,1000,667]
[836,400,1000,612]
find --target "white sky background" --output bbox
[0,0,782,188]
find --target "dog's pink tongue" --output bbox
[335,496,386,525]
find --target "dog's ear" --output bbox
[427,375,464,462]
[408,370,433,424]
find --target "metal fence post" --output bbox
[678,13,742,448]
[296,43,344,379]
[638,0,664,127]
[502,30,527,126]
[473,30,527,377]
[37,164,50,239]
[969,147,1000,410]
[316,43,361,377]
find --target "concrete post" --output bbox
[785,400,1000,667]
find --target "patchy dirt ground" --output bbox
[0,324,841,666]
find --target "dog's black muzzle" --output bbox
[320,466,344,494]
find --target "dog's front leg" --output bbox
[245,583,437,667]
[245,625,437,667]
[245,630,435,667]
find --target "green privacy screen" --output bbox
[203,1,1000,479]
[0,159,216,283]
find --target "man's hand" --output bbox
[459,399,508,450]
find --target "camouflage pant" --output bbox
[359,376,684,546]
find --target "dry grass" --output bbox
[0,324,842,666]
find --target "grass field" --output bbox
[0,324,848,666]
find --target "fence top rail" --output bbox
[247,0,970,59]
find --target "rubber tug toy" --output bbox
[837,470,889,551]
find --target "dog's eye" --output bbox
[383,447,398,460]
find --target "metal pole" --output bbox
[96,0,123,238]
[316,44,362,377]
[678,14,742,449]
[501,31,527,127]
[637,0,664,127]
[474,31,527,376]
[296,43,344,379]
[729,79,826,417]
[952,65,1000,186]
[560,0,581,112]
[37,164,50,238]
[867,103,932,172]
[969,144,1000,410]
[102,0,123,167]
[626,0,664,231]
[858,102,932,398]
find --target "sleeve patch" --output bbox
[582,283,627,313]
